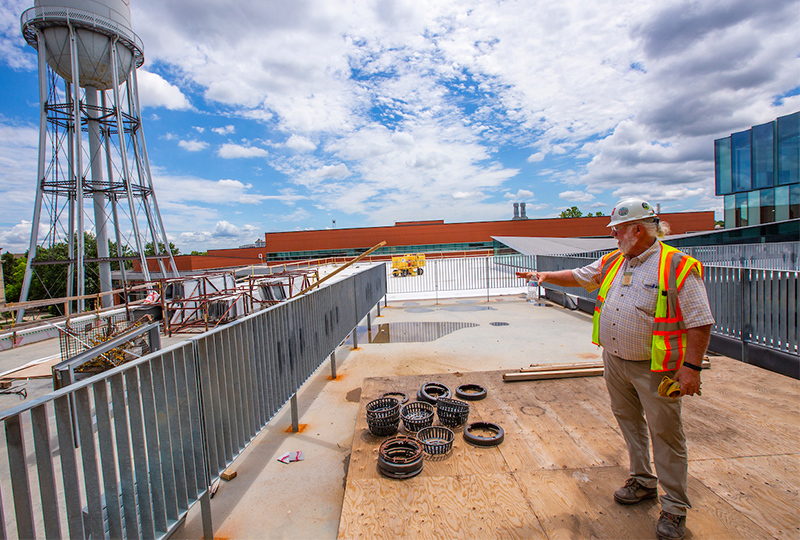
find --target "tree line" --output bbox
[2,234,178,315]
[559,206,604,218]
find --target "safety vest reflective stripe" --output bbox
[591,251,623,346]
[590,242,701,372]
[652,245,702,372]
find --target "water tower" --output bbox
[18,0,179,319]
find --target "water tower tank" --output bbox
[29,0,139,89]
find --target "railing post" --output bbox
[330,350,337,379]
[486,257,490,303]
[191,339,215,540]
[377,302,381,317]
[435,260,439,305]
[741,268,751,364]
[200,490,214,540]
[290,393,299,432]
[351,326,359,349]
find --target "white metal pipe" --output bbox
[85,87,112,307]
[16,29,50,323]
[68,24,85,311]
[110,40,150,282]
[131,68,180,278]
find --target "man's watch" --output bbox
[682,361,702,371]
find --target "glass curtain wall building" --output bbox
[715,112,800,229]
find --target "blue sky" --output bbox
[1,0,798,253]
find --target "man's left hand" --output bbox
[674,365,702,396]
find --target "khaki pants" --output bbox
[603,350,690,516]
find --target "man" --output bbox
[517,198,713,540]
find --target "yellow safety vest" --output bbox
[591,243,703,372]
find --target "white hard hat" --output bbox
[608,198,657,227]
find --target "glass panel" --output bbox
[731,130,751,192]
[747,190,760,225]
[735,192,749,227]
[724,194,736,229]
[791,183,800,220]
[715,137,732,195]
[775,186,790,221]
[777,112,799,186]
[751,121,774,189]
[759,188,775,224]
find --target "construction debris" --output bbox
[221,469,237,481]
[278,451,305,464]
[503,367,604,382]
[506,357,711,382]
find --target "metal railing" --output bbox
[682,242,799,271]
[0,264,387,539]
[386,255,535,298]
[535,254,799,357]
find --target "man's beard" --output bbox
[617,235,636,255]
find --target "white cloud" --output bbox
[504,189,535,200]
[311,164,350,179]
[178,139,209,152]
[559,191,595,203]
[0,221,33,253]
[0,0,34,70]
[193,126,205,133]
[218,143,269,159]
[285,134,317,152]
[212,125,236,135]
[151,171,271,205]
[527,152,546,163]
[451,191,484,200]
[174,221,259,248]
[136,69,191,110]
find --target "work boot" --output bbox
[656,511,686,540]
[613,477,658,505]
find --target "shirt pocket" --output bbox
[634,282,659,320]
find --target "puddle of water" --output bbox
[440,305,496,312]
[368,322,479,343]
[405,307,436,313]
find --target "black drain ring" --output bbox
[463,422,505,446]
[455,384,487,401]
[377,437,424,479]
[417,382,452,404]
[380,391,409,404]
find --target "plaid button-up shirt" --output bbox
[572,240,715,361]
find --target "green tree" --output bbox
[145,241,180,256]
[2,251,15,300]
[559,206,583,218]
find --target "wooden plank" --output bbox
[690,455,800,539]
[503,368,604,382]
[2,357,61,379]
[339,474,548,540]
[521,361,604,373]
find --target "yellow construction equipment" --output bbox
[391,254,426,277]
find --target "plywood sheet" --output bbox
[516,466,775,540]
[340,359,800,540]
[690,455,800,539]
[339,473,548,540]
